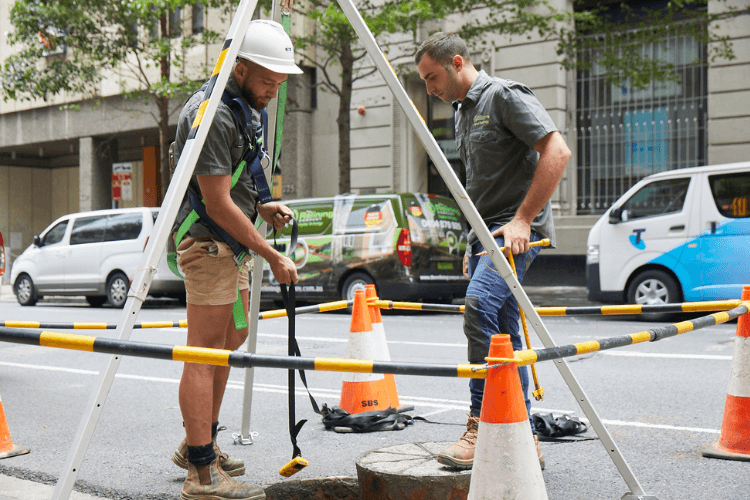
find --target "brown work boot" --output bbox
[535,434,546,470]
[173,427,245,477]
[437,414,480,469]
[181,458,264,500]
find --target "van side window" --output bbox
[619,178,691,221]
[336,200,396,234]
[709,172,750,218]
[104,213,143,242]
[42,221,68,246]
[70,216,107,245]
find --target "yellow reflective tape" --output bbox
[178,319,188,328]
[675,321,695,334]
[172,346,230,366]
[630,331,652,343]
[40,331,95,351]
[389,301,423,310]
[712,311,731,324]
[682,300,740,312]
[314,357,373,373]
[515,350,538,366]
[318,300,349,312]
[191,100,209,130]
[212,48,228,77]
[537,307,567,316]
[575,340,601,355]
[260,310,287,320]
[72,323,108,329]
[458,364,485,378]
[601,305,642,315]
[5,321,41,328]
[139,322,174,329]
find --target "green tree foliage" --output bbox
[1,0,232,201]
[291,0,744,193]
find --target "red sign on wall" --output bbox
[112,162,133,202]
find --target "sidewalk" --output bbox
[0,474,107,500]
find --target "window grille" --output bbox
[576,31,707,214]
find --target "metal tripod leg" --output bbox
[51,1,261,498]
[333,1,658,497]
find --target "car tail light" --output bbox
[396,228,411,266]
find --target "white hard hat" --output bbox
[237,19,303,74]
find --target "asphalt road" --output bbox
[0,285,746,500]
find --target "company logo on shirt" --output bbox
[473,115,490,126]
[629,228,646,250]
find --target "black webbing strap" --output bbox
[276,219,318,461]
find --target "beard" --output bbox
[240,85,268,111]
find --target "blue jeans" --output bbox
[464,230,541,429]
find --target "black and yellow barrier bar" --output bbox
[0,326,486,379]
[0,300,354,330]
[0,319,189,330]
[373,299,742,317]
[258,299,352,319]
[492,301,750,367]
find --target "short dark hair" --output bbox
[415,32,471,67]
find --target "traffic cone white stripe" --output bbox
[470,421,547,499]
[727,336,750,398]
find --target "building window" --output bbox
[576,32,707,214]
[169,7,182,38]
[192,3,205,35]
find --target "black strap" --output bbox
[532,413,594,442]
[188,191,248,265]
[319,404,414,433]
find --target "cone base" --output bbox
[0,445,30,460]
[701,443,750,462]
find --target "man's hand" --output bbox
[269,253,298,285]
[257,201,293,232]
[492,217,531,257]
[463,251,469,278]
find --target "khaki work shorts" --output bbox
[176,237,252,306]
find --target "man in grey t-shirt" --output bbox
[416,32,571,471]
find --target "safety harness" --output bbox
[167,86,273,329]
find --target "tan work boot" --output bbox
[181,458,264,500]
[173,427,245,477]
[437,414,480,469]
[535,434,546,470]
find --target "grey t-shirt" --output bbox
[172,73,261,240]
[454,70,557,247]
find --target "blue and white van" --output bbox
[586,162,750,306]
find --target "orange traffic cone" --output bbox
[0,393,30,460]
[702,285,750,461]
[339,289,391,414]
[468,334,547,500]
[365,284,403,410]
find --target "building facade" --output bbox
[1,0,748,281]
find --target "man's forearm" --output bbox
[516,131,571,224]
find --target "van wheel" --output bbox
[107,272,130,308]
[341,272,374,302]
[15,274,38,306]
[86,296,107,307]
[627,270,681,321]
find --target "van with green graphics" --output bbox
[261,193,470,303]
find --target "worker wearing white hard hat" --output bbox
[170,16,301,500]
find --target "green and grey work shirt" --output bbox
[453,70,557,247]
[172,73,261,240]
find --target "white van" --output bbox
[10,207,184,307]
[586,162,750,306]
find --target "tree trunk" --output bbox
[337,43,354,194]
[158,12,171,203]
